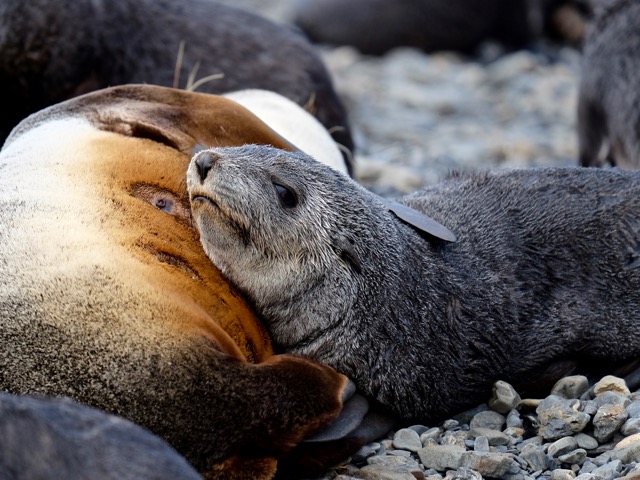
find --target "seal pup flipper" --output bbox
[277,410,397,480]
[302,392,368,442]
[382,197,458,242]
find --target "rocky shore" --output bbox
[325,375,640,480]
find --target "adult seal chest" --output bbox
[187,144,640,423]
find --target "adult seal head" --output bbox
[188,144,640,423]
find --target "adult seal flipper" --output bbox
[0,85,358,479]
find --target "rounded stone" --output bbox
[551,376,590,400]
[557,448,587,465]
[548,437,579,457]
[593,404,628,443]
[550,469,577,480]
[621,417,640,436]
[593,376,631,397]
[488,380,522,413]
[393,428,423,452]
[574,433,599,450]
[470,410,506,431]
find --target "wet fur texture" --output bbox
[578,0,640,168]
[0,0,353,163]
[0,86,352,480]
[188,145,640,423]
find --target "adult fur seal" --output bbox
[187,144,640,423]
[578,0,640,169]
[0,0,353,166]
[0,85,370,480]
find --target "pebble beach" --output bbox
[217,3,639,480]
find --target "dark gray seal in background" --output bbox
[0,393,202,480]
[0,0,353,167]
[291,0,591,55]
[187,144,640,423]
[578,0,640,169]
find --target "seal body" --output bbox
[0,86,355,479]
[188,145,640,423]
[0,393,202,480]
[578,0,640,169]
[0,0,353,164]
[292,0,591,55]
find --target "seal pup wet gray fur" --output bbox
[578,0,640,168]
[187,144,640,422]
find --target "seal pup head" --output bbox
[187,144,404,352]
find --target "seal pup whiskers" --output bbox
[187,145,640,422]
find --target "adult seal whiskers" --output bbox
[187,144,640,422]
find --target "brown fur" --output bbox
[0,85,351,479]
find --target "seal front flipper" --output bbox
[277,408,397,480]
[382,197,457,242]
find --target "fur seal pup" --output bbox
[187,144,640,423]
[577,0,640,169]
[0,85,372,480]
[0,392,201,480]
[0,0,353,167]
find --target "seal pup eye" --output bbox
[273,183,298,208]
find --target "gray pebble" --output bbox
[590,460,623,480]
[443,420,460,430]
[595,392,631,409]
[469,427,510,446]
[557,449,587,465]
[409,425,430,436]
[470,410,506,430]
[368,455,422,470]
[536,396,590,440]
[621,418,640,436]
[474,436,490,453]
[418,445,466,472]
[581,461,598,473]
[626,401,640,419]
[520,443,550,472]
[574,433,599,450]
[441,430,469,448]
[357,464,418,480]
[593,377,631,397]
[552,377,590,400]
[444,467,483,480]
[550,469,577,480]
[393,428,423,452]
[508,409,524,428]
[421,428,443,445]
[549,437,579,458]
[388,450,412,458]
[593,404,628,443]
[489,381,522,414]
[459,451,515,478]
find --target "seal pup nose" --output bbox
[195,152,218,182]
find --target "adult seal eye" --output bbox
[274,183,298,208]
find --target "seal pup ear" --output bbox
[332,236,363,274]
[381,197,457,243]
